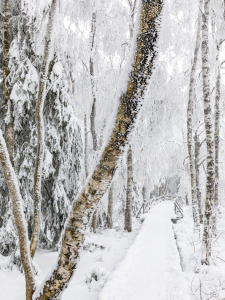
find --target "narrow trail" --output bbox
[99,201,192,300]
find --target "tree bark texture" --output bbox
[3,0,14,165]
[194,132,203,223]
[34,1,163,298]
[107,182,114,229]
[0,130,35,300]
[92,210,97,233]
[30,0,58,259]
[125,145,133,232]
[201,0,215,266]
[187,0,202,233]
[90,12,98,151]
[213,42,221,235]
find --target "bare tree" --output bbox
[187,0,202,234]
[201,0,215,266]
[30,0,58,259]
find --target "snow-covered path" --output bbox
[99,201,192,300]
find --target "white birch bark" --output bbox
[30,0,58,258]
[90,12,98,151]
[201,0,215,266]
[34,1,164,298]
[213,41,221,235]
[125,145,133,232]
[0,130,35,300]
[187,0,202,234]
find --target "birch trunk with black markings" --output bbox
[125,145,133,232]
[34,1,164,298]
[0,131,35,300]
[213,42,221,236]
[90,12,98,152]
[187,0,202,234]
[194,132,203,223]
[201,0,215,266]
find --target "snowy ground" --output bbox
[173,205,225,300]
[3,201,225,300]
[99,201,192,300]
[0,219,141,300]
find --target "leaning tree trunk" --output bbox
[107,183,114,229]
[34,1,163,299]
[3,0,14,165]
[30,0,58,259]
[0,131,35,300]
[201,0,215,266]
[187,0,202,234]
[90,12,98,152]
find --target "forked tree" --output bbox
[0,0,164,299]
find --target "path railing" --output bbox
[174,197,183,218]
[136,195,176,218]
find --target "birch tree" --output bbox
[30,0,58,259]
[187,0,202,234]
[124,0,137,233]
[125,145,133,232]
[34,0,163,298]
[0,131,35,299]
[201,0,215,266]
[90,11,98,152]
[213,39,223,235]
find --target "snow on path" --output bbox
[99,201,192,300]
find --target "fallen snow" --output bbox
[99,201,192,300]
[173,205,225,300]
[0,219,141,300]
